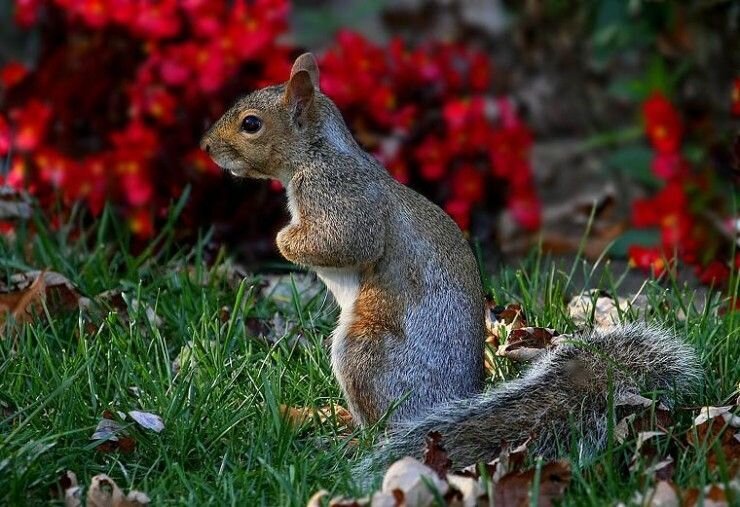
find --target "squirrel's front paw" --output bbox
[276,226,299,262]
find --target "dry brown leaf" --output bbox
[485,303,528,345]
[687,405,740,476]
[90,413,136,454]
[86,474,150,507]
[682,480,740,507]
[567,290,649,329]
[381,457,448,507]
[0,271,47,329]
[422,431,451,479]
[458,439,530,482]
[496,327,559,362]
[279,403,353,428]
[493,459,571,507]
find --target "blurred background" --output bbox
[0,0,739,290]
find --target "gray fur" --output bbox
[355,322,702,478]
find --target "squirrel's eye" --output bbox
[241,115,262,134]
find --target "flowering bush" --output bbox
[627,88,739,288]
[318,32,539,232]
[0,0,539,245]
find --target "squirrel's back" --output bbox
[356,322,701,476]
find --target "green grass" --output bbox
[0,208,738,506]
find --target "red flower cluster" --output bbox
[1,2,538,244]
[629,91,733,286]
[2,0,291,237]
[318,32,539,232]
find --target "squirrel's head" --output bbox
[200,53,335,182]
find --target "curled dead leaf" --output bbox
[87,474,150,507]
[493,459,571,507]
[280,404,353,428]
[381,457,448,507]
[496,327,559,362]
[422,431,451,479]
[485,302,527,345]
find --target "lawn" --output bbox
[1,210,738,506]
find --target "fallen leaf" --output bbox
[0,271,47,330]
[682,479,740,507]
[0,186,32,220]
[58,471,82,507]
[496,327,559,361]
[306,490,329,507]
[91,418,123,442]
[687,405,740,475]
[422,431,451,479]
[82,289,161,328]
[369,491,397,507]
[458,439,530,481]
[127,411,164,433]
[645,480,680,507]
[567,290,649,329]
[446,474,485,507]
[91,414,136,454]
[381,457,448,507]
[493,459,571,507]
[260,273,324,311]
[485,303,528,345]
[87,474,150,507]
[280,404,353,428]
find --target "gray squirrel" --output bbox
[200,53,702,475]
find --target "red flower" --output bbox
[643,92,682,153]
[73,0,110,28]
[628,245,669,277]
[445,199,471,231]
[14,0,42,27]
[1,61,29,89]
[129,208,154,238]
[10,100,52,152]
[468,52,492,92]
[185,149,220,175]
[507,191,541,231]
[733,78,740,117]
[132,1,180,39]
[696,260,730,286]
[631,180,686,228]
[414,135,448,182]
[651,152,687,180]
[451,165,485,204]
[489,124,533,178]
[0,115,10,156]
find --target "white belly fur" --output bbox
[315,266,360,347]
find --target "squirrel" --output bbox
[200,53,702,475]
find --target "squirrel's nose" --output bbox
[199,137,211,154]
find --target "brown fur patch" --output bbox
[347,283,404,340]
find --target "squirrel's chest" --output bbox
[315,267,360,312]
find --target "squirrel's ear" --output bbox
[284,69,315,123]
[290,53,319,90]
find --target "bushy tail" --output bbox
[355,323,702,478]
